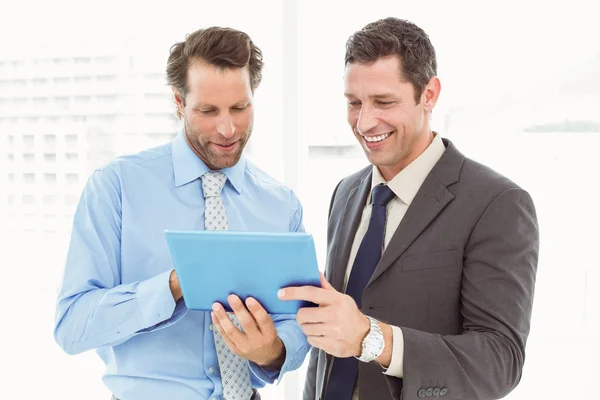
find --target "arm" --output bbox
[53,168,187,355]
[249,312,311,385]
[384,188,539,399]
[303,179,342,399]
[286,188,538,400]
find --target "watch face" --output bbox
[360,318,384,362]
[366,335,384,355]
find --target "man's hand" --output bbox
[169,269,182,301]
[278,272,370,358]
[211,295,286,370]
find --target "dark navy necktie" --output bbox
[324,184,396,400]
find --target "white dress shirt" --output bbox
[343,133,446,399]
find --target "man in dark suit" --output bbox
[278,17,539,400]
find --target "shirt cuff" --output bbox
[249,320,309,385]
[135,269,178,329]
[383,325,404,378]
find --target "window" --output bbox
[97,75,117,83]
[65,173,79,185]
[68,116,87,122]
[65,153,79,162]
[74,57,91,65]
[97,95,117,103]
[43,195,57,205]
[95,56,116,64]
[23,153,35,163]
[43,153,56,163]
[64,194,79,205]
[24,116,40,123]
[65,134,78,146]
[74,96,91,103]
[22,194,35,205]
[43,135,57,147]
[23,173,35,184]
[23,135,35,148]
[74,76,91,84]
[53,77,70,85]
[43,173,57,184]
[54,96,70,109]
[12,79,26,88]
[33,97,50,105]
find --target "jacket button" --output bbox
[426,388,433,397]
[418,388,427,398]
[440,387,448,396]
[433,388,441,397]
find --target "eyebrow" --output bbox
[344,93,397,100]
[194,100,250,109]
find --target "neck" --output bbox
[378,130,435,181]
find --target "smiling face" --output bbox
[344,55,440,180]
[174,61,254,170]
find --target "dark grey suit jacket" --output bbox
[303,139,539,400]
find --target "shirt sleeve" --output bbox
[53,168,187,355]
[248,313,311,385]
[383,325,405,378]
[289,189,305,233]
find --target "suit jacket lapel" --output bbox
[329,169,372,292]
[369,139,464,285]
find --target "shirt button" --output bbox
[209,324,214,330]
[209,367,215,374]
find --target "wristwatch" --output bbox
[356,316,385,363]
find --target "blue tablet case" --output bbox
[164,230,321,314]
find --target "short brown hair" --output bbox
[166,27,264,116]
[345,18,437,103]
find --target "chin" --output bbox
[213,155,242,169]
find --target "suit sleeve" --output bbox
[384,188,539,400]
[303,347,320,400]
[303,179,343,400]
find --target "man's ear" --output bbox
[422,76,441,111]
[172,87,185,117]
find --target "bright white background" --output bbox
[0,0,599,399]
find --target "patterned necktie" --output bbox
[325,184,396,400]
[201,171,253,400]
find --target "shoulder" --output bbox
[244,159,300,205]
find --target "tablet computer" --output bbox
[164,230,321,314]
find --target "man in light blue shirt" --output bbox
[54,26,310,400]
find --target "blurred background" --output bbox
[0,0,598,398]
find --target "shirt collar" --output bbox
[172,130,245,194]
[370,132,446,205]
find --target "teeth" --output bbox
[363,132,392,142]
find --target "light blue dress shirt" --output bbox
[54,132,310,400]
